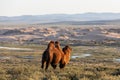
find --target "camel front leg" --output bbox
[41,59,45,69]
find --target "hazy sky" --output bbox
[0,0,120,16]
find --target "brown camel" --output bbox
[41,41,62,70]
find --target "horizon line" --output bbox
[1,12,120,17]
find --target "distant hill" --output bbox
[0,13,120,24]
[44,19,120,25]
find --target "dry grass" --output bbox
[0,43,120,80]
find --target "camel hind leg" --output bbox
[59,62,66,69]
[51,63,57,69]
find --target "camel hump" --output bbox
[47,41,55,49]
[55,41,60,48]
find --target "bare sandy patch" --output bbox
[105,32,120,38]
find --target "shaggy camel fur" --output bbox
[41,41,62,70]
